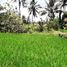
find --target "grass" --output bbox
[59,29,67,33]
[0,33,67,67]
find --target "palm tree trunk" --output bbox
[32,14,33,23]
[59,10,63,29]
[18,0,21,17]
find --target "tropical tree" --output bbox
[18,0,21,16]
[40,0,67,29]
[41,0,57,20]
[27,0,42,23]
[56,0,67,29]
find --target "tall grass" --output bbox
[0,33,67,67]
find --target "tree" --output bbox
[41,0,67,29]
[27,0,42,23]
[41,0,57,20]
[56,0,67,29]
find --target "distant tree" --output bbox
[41,0,67,29]
[56,0,67,29]
[27,0,42,23]
[41,0,57,20]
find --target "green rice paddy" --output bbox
[0,33,67,67]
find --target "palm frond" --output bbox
[40,11,47,15]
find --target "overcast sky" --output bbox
[0,0,7,4]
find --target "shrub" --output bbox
[38,22,44,32]
[0,12,27,33]
[46,19,59,31]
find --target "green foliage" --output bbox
[46,19,59,31]
[22,16,27,24]
[0,4,5,10]
[25,24,37,33]
[0,33,67,67]
[26,23,44,33]
[0,12,27,33]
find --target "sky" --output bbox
[0,0,7,4]
[0,0,47,6]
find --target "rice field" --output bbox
[0,33,67,67]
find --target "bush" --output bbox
[38,22,44,32]
[46,19,59,31]
[0,12,27,33]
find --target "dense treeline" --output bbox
[0,0,67,33]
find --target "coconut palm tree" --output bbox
[41,0,57,20]
[56,0,67,29]
[41,0,67,29]
[27,0,42,23]
[18,0,21,16]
